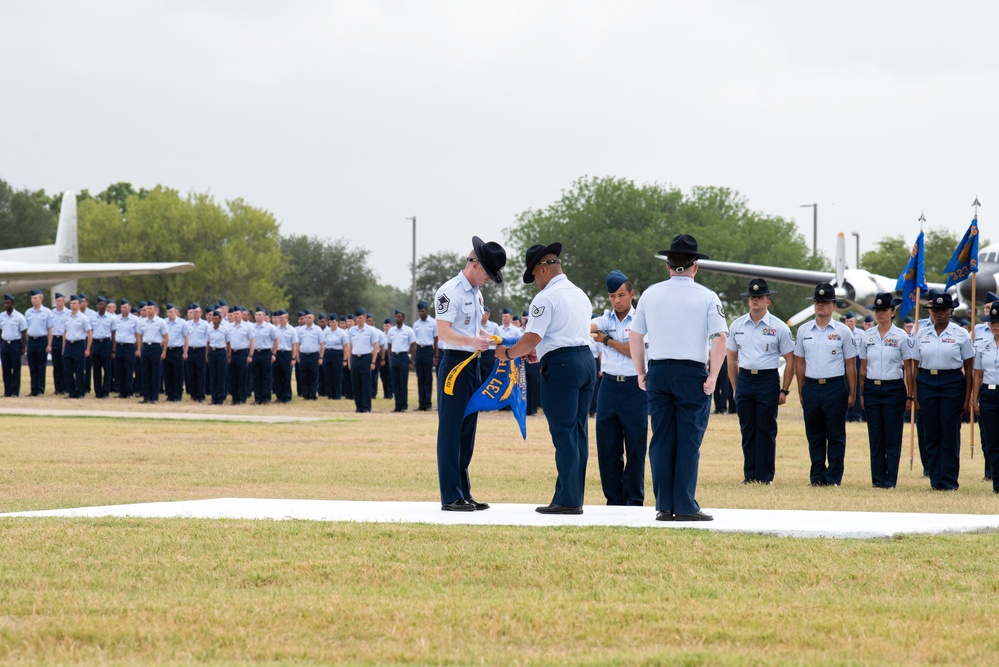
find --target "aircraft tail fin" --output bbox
[51,190,79,299]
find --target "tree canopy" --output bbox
[0,178,57,250]
[77,186,286,308]
[505,176,827,321]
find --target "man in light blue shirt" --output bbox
[90,297,118,399]
[24,289,53,396]
[62,295,92,399]
[0,294,28,397]
[50,293,70,395]
[185,304,211,403]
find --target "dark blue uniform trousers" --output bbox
[380,352,393,398]
[976,387,999,492]
[163,346,185,401]
[917,370,964,490]
[595,375,648,505]
[91,338,114,398]
[540,346,596,508]
[272,350,293,402]
[735,369,780,483]
[299,352,320,399]
[526,360,541,415]
[351,354,372,412]
[647,361,710,515]
[208,348,228,404]
[27,336,48,395]
[63,340,86,398]
[323,349,344,399]
[863,378,906,488]
[802,377,848,485]
[391,352,410,410]
[185,347,207,401]
[478,350,496,385]
[229,349,249,404]
[415,346,434,409]
[252,349,273,403]
[341,360,353,400]
[115,343,136,397]
[1,339,23,396]
[140,343,163,402]
[436,350,480,504]
[51,336,65,394]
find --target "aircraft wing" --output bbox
[695,259,835,288]
[0,261,195,292]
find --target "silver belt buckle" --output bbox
[990,384,997,390]
[873,380,882,386]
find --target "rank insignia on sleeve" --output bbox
[436,294,450,314]
[531,305,545,317]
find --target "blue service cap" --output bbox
[106,299,116,305]
[502,307,512,315]
[985,291,999,304]
[78,293,88,300]
[96,296,107,304]
[297,310,306,317]
[384,318,391,324]
[69,294,79,302]
[355,308,366,317]
[147,300,158,308]
[212,310,221,318]
[30,289,42,296]
[166,303,177,311]
[863,314,874,323]
[339,314,347,321]
[3,293,14,301]
[329,312,338,320]
[188,303,199,310]
[55,292,65,299]
[522,311,529,317]
[417,301,428,310]
[902,316,914,324]
[605,270,629,293]
[844,311,857,320]
[304,309,314,316]
[138,300,148,308]
[318,312,327,320]
[218,299,229,307]
[120,299,130,305]
[394,309,403,315]
[255,306,265,313]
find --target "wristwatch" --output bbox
[779,389,790,396]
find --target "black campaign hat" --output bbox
[867,292,902,310]
[807,282,837,302]
[523,242,563,284]
[927,293,956,310]
[657,233,709,260]
[740,278,777,297]
[472,236,507,284]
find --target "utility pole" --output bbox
[405,216,417,319]
[800,203,818,256]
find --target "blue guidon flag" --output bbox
[463,336,528,439]
[944,217,979,289]
[896,231,927,318]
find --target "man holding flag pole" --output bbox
[944,200,981,464]
[897,223,928,472]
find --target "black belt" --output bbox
[353,352,373,358]
[739,368,778,376]
[1,339,21,343]
[865,378,903,385]
[418,344,434,348]
[188,346,206,350]
[392,352,409,356]
[606,374,637,383]
[143,342,162,346]
[29,335,47,340]
[543,345,589,362]
[920,368,962,376]
[440,350,473,359]
[94,337,111,341]
[649,358,706,369]
[805,376,844,384]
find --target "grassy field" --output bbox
[1,371,998,665]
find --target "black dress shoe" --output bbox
[441,499,475,512]
[655,511,673,521]
[673,510,714,521]
[467,497,490,511]
[535,503,582,515]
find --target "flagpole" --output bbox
[969,197,981,460]
[909,286,921,471]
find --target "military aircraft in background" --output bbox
[0,190,194,298]
[662,232,984,326]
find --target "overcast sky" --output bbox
[3,1,998,289]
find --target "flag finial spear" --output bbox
[919,211,926,229]
[973,196,981,219]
